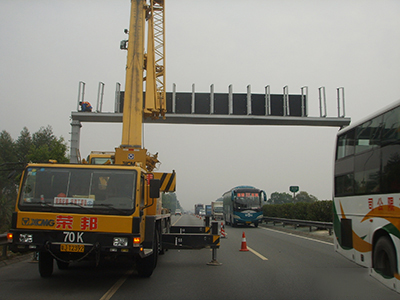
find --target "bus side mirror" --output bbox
[149,179,161,198]
[262,191,267,202]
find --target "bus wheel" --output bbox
[39,251,54,278]
[373,236,397,278]
[254,222,259,228]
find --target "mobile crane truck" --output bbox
[7,0,175,278]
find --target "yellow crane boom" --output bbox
[117,0,166,169]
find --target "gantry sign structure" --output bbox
[70,82,350,163]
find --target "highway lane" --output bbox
[0,214,399,299]
[0,254,136,300]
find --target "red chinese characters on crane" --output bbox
[80,217,98,230]
[56,215,73,229]
[55,215,99,231]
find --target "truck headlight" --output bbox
[113,237,128,247]
[19,234,33,243]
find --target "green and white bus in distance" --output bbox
[333,99,400,293]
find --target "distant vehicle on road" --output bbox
[223,185,266,227]
[212,199,223,220]
[194,204,204,215]
[205,205,212,217]
[175,209,182,216]
[199,209,206,216]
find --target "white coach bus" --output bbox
[333,99,400,293]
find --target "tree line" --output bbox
[264,191,332,222]
[267,191,319,204]
[162,192,182,213]
[0,126,68,233]
[263,201,332,222]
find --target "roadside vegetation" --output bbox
[0,126,68,233]
[161,192,182,213]
[263,191,332,222]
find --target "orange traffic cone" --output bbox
[220,222,226,238]
[239,232,249,251]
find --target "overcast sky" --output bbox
[1,0,399,210]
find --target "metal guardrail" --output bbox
[0,233,9,258]
[262,217,333,235]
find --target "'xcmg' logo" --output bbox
[22,218,55,227]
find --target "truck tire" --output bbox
[136,231,159,278]
[373,236,397,278]
[158,227,165,255]
[39,251,54,278]
[254,222,259,228]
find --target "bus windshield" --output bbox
[234,192,260,210]
[19,166,137,215]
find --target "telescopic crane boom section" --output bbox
[117,0,165,169]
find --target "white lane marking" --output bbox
[99,269,134,300]
[260,227,333,246]
[247,246,268,260]
[172,215,183,226]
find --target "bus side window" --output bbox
[381,106,400,145]
[381,146,400,193]
[381,107,400,193]
[336,129,355,159]
[355,117,382,154]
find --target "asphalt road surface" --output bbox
[1,214,398,300]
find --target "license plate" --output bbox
[60,244,84,253]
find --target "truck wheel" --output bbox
[158,229,165,255]
[254,222,259,228]
[39,251,54,278]
[136,232,159,278]
[373,236,397,278]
